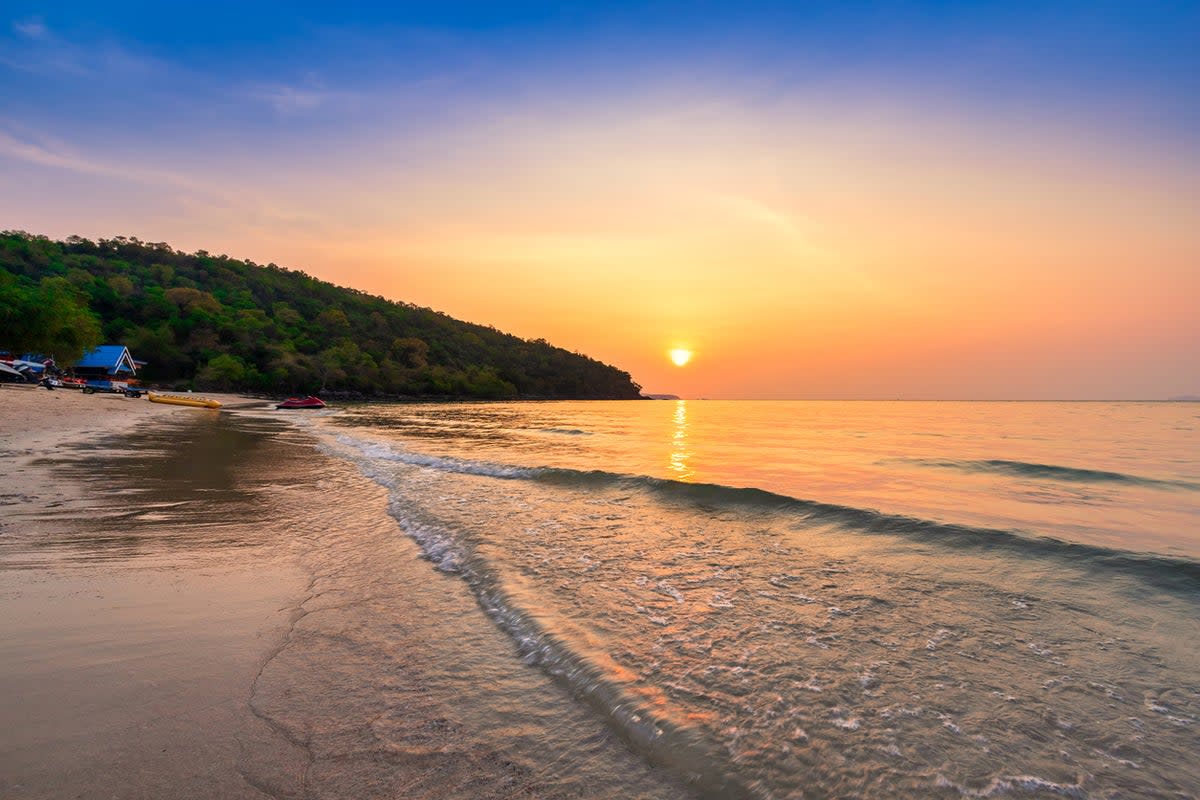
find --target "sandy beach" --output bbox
[4,385,1198,798]
[0,385,688,800]
[0,385,309,799]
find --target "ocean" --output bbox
[285,400,1198,799]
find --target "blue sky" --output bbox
[2,2,1198,398]
[4,2,1197,136]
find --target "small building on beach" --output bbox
[74,345,139,379]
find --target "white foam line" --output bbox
[334,433,536,479]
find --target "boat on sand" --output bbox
[276,395,326,410]
[148,392,222,409]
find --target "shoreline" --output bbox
[0,386,691,800]
[0,386,310,799]
[0,383,268,448]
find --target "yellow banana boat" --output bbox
[148,392,222,409]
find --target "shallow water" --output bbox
[1,412,689,799]
[302,400,1200,799]
[5,402,1195,798]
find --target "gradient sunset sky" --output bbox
[2,2,1197,399]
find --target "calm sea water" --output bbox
[298,401,1199,798]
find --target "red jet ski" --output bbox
[276,395,327,410]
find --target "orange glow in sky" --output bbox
[2,13,1197,400]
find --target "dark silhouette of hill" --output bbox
[0,231,642,399]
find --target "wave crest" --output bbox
[894,457,1199,492]
[333,435,1200,593]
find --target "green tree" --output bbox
[391,336,429,368]
[0,230,644,398]
[0,273,102,362]
[106,275,135,298]
[196,353,247,390]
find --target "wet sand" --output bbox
[0,386,690,800]
[0,386,308,799]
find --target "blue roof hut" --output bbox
[74,345,138,379]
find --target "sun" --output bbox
[669,348,693,367]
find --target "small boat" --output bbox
[276,395,327,410]
[0,362,27,382]
[148,392,222,409]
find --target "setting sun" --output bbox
[669,349,693,367]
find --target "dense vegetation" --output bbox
[0,231,642,399]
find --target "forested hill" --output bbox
[0,231,643,399]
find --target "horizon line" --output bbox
[642,397,1200,403]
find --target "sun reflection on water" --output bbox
[668,400,694,480]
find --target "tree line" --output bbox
[0,231,643,399]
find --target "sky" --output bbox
[1,1,1197,399]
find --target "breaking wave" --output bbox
[334,435,1200,593]
[894,457,1200,492]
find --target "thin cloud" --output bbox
[0,121,349,243]
[0,124,200,195]
[261,85,332,113]
[13,18,48,40]
[0,127,115,175]
[241,75,360,115]
[0,19,164,77]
